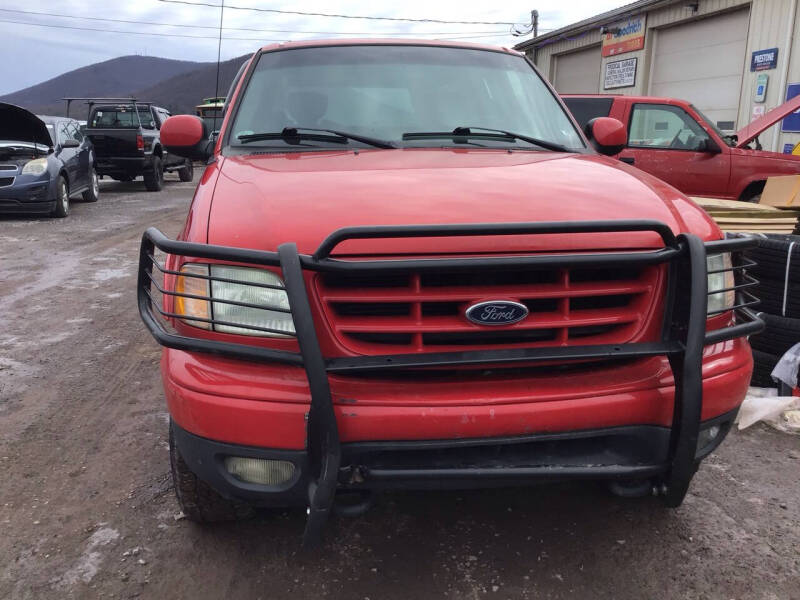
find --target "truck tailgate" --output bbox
[86,128,141,158]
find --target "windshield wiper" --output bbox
[237,127,396,149]
[402,126,570,152]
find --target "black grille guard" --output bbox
[137,220,764,546]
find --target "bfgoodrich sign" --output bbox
[602,14,646,57]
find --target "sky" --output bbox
[1,0,630,95]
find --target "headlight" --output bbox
[707,253,735,315]
[21,157,48,176]
[174,263,295,337]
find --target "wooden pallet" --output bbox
[690,196,800,234]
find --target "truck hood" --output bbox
[0,102,53,148]
[731,146,800,165]
[208,149,718,255]
[735,93,800,148]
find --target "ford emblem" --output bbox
[464,300,529,326]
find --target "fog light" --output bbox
[224,457,295,486]
[697,425,721,450]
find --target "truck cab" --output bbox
[137,41,762,545]
[563,94,800,201]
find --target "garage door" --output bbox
[554,46,601,94]
[650,9,749,130]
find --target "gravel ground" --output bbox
[1,173,798,599]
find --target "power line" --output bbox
[156,0,521,26]
[0,17,519,46]
[0,18,284,41]
[0,7,508,36]
[441,33,520,40]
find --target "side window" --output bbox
[58,122,71,145]
[628,104,710,151]
[139,109,156,129]
[69,123,83,142]
[563,97,614,130]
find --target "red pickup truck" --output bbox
[563,94,800,201]
[137,40,762,545]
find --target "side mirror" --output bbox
[61,139,80,148]
[697,138,722,154]
[585,117,627,156]
[161,115,212,161]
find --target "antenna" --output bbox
[213,0,224,133]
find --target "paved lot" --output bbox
[1,174,798,599]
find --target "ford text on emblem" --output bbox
[464,300,529,326]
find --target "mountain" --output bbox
[129,55,251,115]
[0,56,206,116]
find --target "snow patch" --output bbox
[92,268,129,282]
[59,526,119,586]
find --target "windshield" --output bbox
[691,105,735,146]
[198,107,224,132]
[90,106,155,129]
[228,45,585,151]
[45,123,56,145]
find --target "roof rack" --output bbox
[62,97,152,118]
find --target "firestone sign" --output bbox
[602,15,646,57]
[751,48,779,71]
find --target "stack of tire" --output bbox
[745,234,800,388]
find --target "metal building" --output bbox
[515,0,800,153]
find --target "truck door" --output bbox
[617,103,730,197]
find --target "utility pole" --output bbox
[213,0,224,133]
[531,9,539,38]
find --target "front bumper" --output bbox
[0,177,53,213]
[162,341,753,449]
[138,220,764,544]
[172,407,738,507]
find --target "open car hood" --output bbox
[0,102,53,148]
[735,93,800,148]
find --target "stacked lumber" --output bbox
[690,197,800,234]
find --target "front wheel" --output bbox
[178,159,194,182]
[169,421,254,522]
[143,156,164,191]
[51,175,69,218]
[82,168,99,202]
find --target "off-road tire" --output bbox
[178,159,194,182]
[746,234,800,282]
[143,156,164,192]
[82,168,99,202]
[749,313,800,357]
[51,175,69,218]
[169,421,254,522]
[751,276,800,318]
[744,193,762,204]
[751,349,779,388]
